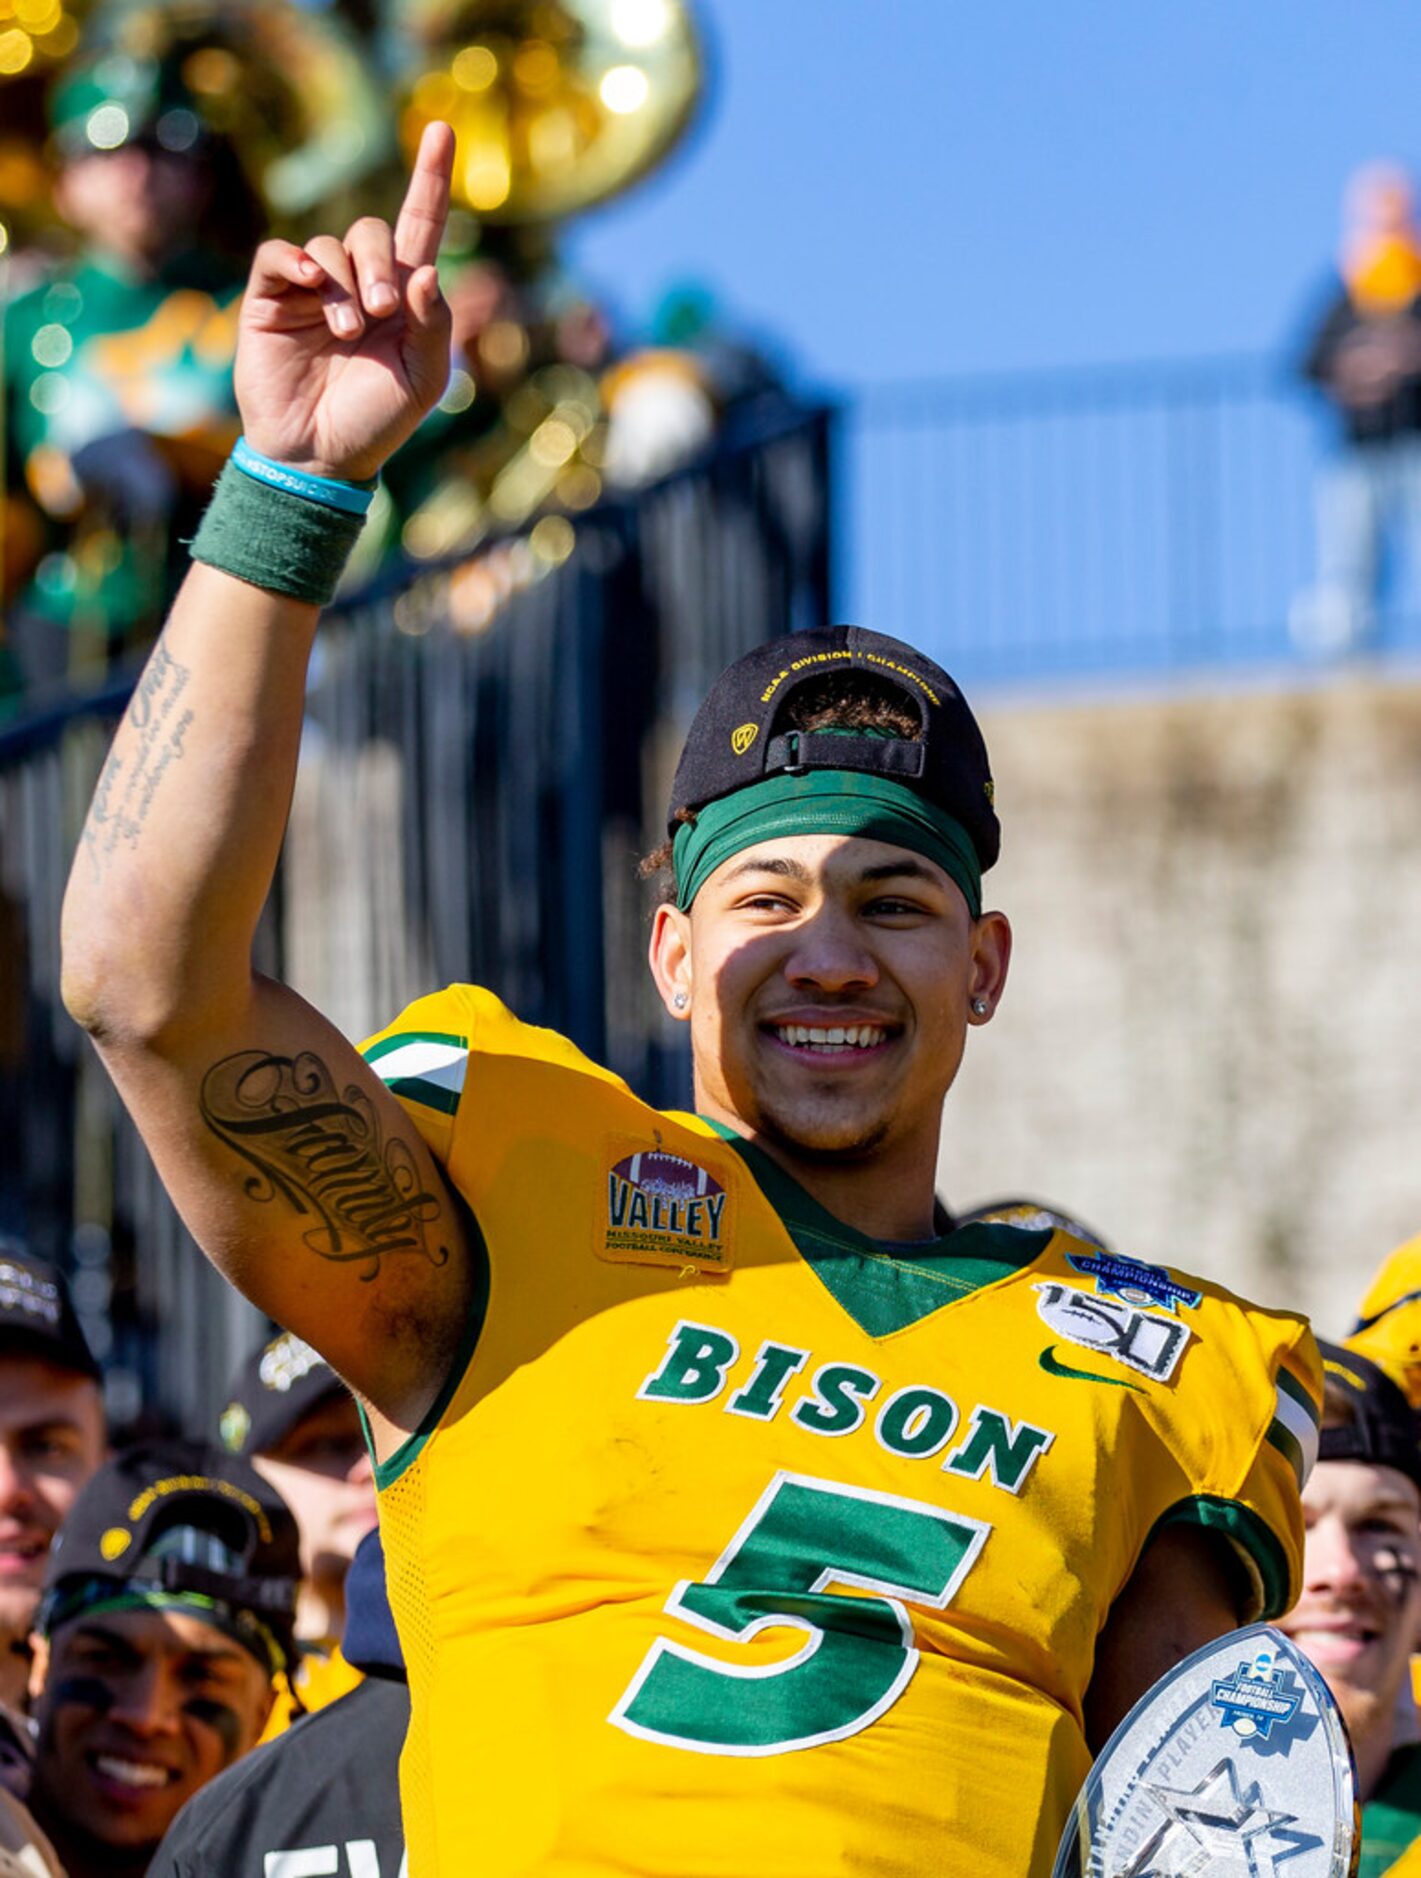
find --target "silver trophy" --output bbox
[1053,1623,1358,1877]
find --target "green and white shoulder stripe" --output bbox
[362,1030,470,1117]
[1265,1367,1322,1488]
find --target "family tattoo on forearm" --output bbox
[82,642,195,879]
[199,1049,451,1279]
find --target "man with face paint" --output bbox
[24,1438,299,1878]
[1280,1344,1421,1877]
[147,1527,408,1878]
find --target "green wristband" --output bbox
[190,458,367,606]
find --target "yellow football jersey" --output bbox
[360,985,1321,1878]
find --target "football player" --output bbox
[59,126,1321,1877]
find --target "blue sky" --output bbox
[569,0,1421,391]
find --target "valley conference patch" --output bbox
[599,1141,734,1273]
[1034,1280,1192,1382]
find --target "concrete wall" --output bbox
[939,674,1421,1340]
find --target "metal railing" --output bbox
[843,354,1411,686]
[0,403,832,1431]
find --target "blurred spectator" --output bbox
[1279,1343,1421,1873]
[0,1246,105,1715]
[601,281,789,492]
[217,1329,374,1733]
[26,1437,299,1878]
[148,1526,407,1878]
[2,47,259,703]
[600,345,716,490]
[1293,163,1421,656]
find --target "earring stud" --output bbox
[673,992,689,1011]
[971,998,989,1016]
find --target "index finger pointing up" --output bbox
[395,120,455,271]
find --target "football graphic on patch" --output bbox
[613,1151,723,1204]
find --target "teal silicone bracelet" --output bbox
[231,436,378,515]
[190,458,366,606]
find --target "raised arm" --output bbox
[60,127,465,1455]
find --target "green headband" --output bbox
[672,771,983,915]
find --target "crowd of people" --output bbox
[0,1246,401,1874]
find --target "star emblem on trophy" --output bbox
[1125,1759,1320,1875]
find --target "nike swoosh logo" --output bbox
[1038,1346,1143,1392]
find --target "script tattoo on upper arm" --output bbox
[82,643,196,878]
[198,1050,451,1280]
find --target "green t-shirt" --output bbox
[3,250,242,638]
[1362,1743,1421,1877]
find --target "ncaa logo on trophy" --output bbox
[1210,1646,1305,1742]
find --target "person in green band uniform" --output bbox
[1279,1342,1421,1877]
[3,44,261,699]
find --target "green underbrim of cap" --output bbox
[672,770,982,915]
[41,1582,286,1677]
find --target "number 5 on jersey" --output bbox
[610,1471,990,1755]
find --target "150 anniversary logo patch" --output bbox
[599,1142,733,1273]
[1034,1280,1193,1382]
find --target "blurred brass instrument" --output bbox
[385,0,704,579]
[393,0,702,224]
[52,0,394,224]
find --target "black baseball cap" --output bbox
[218,1329,345,1458]
[667,626,1000,871]
[39,1437,301,1674]
[1317,1340,1421,1491]
[0,1243,100,1384]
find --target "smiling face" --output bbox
[651,833,1010,1196]
[28,1605,272,1857]
[0,1358,105,1641]
[1279,1459,1421,1740]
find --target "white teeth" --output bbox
[775,1024,887,1051]
[96,1756,169,1788]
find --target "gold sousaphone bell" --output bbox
[394,0,702,223]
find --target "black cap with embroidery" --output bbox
[667,626,1000,870]
[218,1328,344,1458]
[39,1437,301,1673]
[1318,1340,1421,1490]
[0,1242,100,1383]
